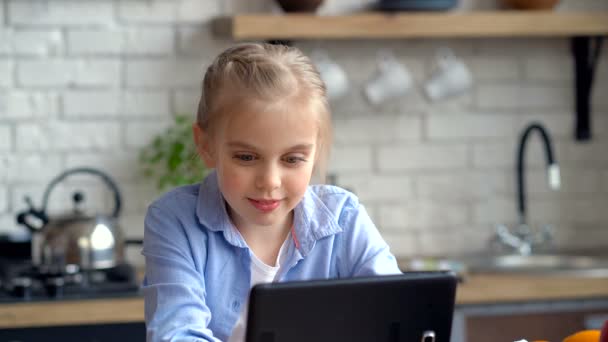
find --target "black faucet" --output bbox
[516,122,561,227]
[494,122,561,255]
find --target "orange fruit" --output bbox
[563,330,600,342]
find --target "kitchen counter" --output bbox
[1,274,608,329]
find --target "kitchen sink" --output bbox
[461,254,608,277]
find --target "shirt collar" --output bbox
[195,171,342,255]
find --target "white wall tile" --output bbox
[65,152,141,182]
[378,202,468,231]
[177,25,234,58]
[4,153,63,183]
[120,183,162,214]
[0,29,10,54]
[417,229,490,257]
[0,125,11,151]
[0,186,8,213]
[67,29,123,55]
[173,89,200,116]
[523,56,572,82]
[475,84,572,110]
[64,91,170,118]
[63,91,120,117]
[10,29,64,56]
[17,60,120,87]
[382,232,419,258]
[126,59,205,87]
[124,120,173,148]
[123,91,172,117]
[472,141,550,169]
[16,121,121,151]
[118,0,177,23]
[336,174,414,203]
[427,112,517,140]
[0,59,13,87]
[0,92,59,119]
[176,0,221,22]
[9,1,115,26]
[378,144,468,171]
[334,115,422,144]
[328,145,373,173]
[504,168,601,196]
[468,57,521,81]
[472,197,517,225]
[125,27,175,55]
[416,171,508,201]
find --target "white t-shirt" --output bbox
[227,234,291,342]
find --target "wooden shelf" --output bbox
[214,11,608,40]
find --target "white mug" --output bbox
[424,48,473,101]
[312,50,349,101]
[364,51,413,105]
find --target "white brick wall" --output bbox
[63,90,170,117]
[118,0,177,23]
[16,121,121,151]
[4,154,63,183]
[17,60,120,87]
[328,145,373,173]
[9,1,115,26]
[1,29,64,56]
[2,92,59,118]
[0,126,11,151]
[0,0,607,262]
[0,185,7,213]
[124,120,173,148]
[68,27,175,56]
[0,59,13,87]
[378,144,468,171]
[126,59,206,87]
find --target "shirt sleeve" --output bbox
[142,204,221,342]
[337,196,402,277]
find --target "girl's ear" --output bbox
[192,123,216,168]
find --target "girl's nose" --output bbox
[255,163,281,190]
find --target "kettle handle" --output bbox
[40,167,122,219]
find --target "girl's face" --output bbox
[197,103,318,233]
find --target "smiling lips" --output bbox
[248,198,281,212]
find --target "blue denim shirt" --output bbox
[142,171,401,342]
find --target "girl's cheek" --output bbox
[223,169,245,192]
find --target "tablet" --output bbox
[245,271,457,342]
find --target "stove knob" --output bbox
[12,277,32,299]
[45,277,65,298]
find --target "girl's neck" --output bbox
[233,212,293,266]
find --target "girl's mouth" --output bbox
[248,198,281,212]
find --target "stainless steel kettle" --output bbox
[16,167,130,274]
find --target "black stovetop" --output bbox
[0,258,141,303]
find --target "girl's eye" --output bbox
[234,154,255,162]
[284,155,306,164]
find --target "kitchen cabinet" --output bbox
[454,299,608,342]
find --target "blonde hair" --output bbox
[196,43,332,181]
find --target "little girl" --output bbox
[143,43,401,342]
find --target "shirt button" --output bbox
[231,300,240,311]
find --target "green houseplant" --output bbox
[139,114,209,191]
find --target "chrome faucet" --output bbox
[495,122,561,255]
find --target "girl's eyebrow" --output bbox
[227,141,314,151]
